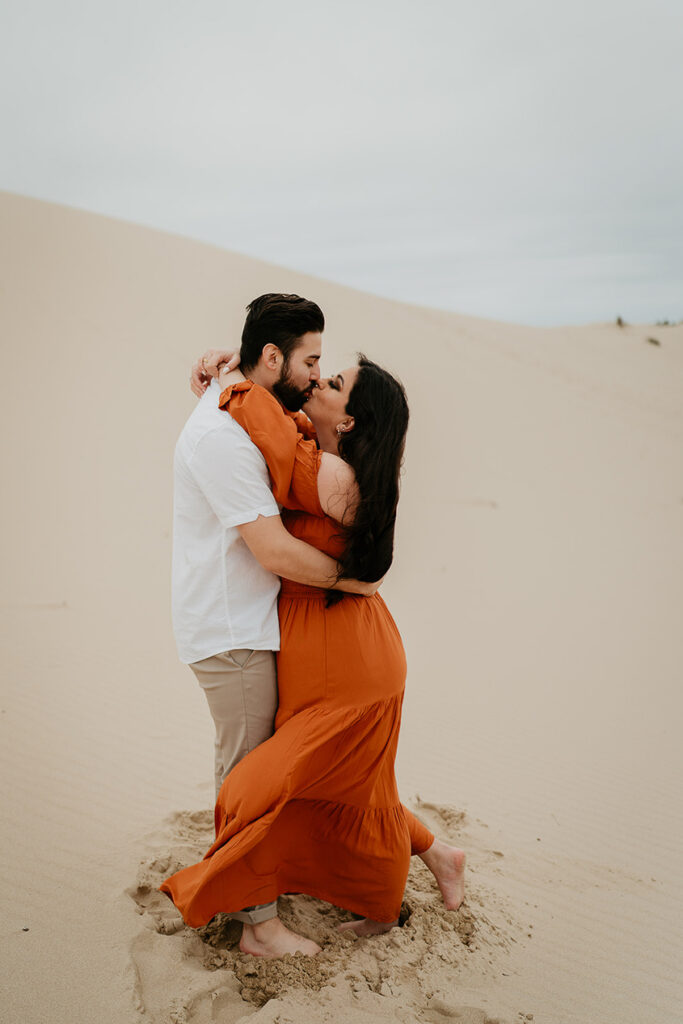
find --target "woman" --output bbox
[161,355,465,952]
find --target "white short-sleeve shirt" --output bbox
[172,380,281,664]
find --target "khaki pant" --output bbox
[190,648,278,924]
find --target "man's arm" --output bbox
[237,515,379,596]
[188,380,379,596]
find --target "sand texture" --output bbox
[1,191,682,1023]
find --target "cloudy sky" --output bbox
[1,0,681,325]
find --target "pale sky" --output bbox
[2,0,681,325]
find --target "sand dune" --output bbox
[1,191,681,1023]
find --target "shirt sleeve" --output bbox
[219,382,325,517]
[188,425,280,528]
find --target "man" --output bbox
[173,293,374,956]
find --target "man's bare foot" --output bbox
[419,838,466,910]
[239,917,321,957]
[338,917,398,936]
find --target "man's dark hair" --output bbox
[240,293,325,372]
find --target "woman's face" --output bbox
[303,365,359,435]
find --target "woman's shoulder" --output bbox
[317,453,359,525]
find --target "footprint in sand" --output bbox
[414,797,467,836]
[422,1001,506,1023]
[128,879,185,935]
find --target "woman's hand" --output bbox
[190,349,241,397]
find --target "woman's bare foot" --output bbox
[239,917,321,957]
[419,838,466,910]
[338,917,398,936]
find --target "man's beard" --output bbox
[272,360,310,412]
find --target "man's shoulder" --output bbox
[176,385,259,464]
[179,384,246,444]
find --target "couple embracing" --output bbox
[161,293,465,957]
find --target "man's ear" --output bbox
[261,344,283,371]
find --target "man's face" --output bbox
[272,331,322,412]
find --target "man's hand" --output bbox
[191,349,241,397]
[335,576,384,596]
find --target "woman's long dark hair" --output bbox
[331,355,409,595]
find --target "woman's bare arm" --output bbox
[218,364,246,388]
[317,452,359,525]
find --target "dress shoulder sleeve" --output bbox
[291,410,318,442]
[218,381,324,516]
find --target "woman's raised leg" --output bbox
[403,807,466,910]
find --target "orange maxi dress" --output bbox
[160,381,434,925]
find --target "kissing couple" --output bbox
[161,293,465,956]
